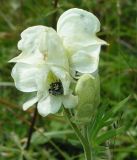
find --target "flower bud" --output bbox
[75,73,100,123]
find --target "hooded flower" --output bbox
[10,8,107,116]
[57,8,107,77]
[10,26,78,117]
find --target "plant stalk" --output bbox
[25,107,38,150]
[84,125,94,159]
[52,0,59,29]
[63,107,92,160]
[23,107,38,160]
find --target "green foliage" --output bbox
[89,96,130,159]
[31,130,74,145]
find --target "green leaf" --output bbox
[90,96,130,141]
[95,127,124,145]
[23,151,35,160]
[10,132,22,149]
[89,104,108,140]
[31,130,74,145]
[0,146,19,152]
[102,96,131,121]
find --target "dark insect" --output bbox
[49,81,63,95]
[75,71,81,77]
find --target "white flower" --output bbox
[10,26,78,117]
[10,8,107,116]
[57,8,107,76]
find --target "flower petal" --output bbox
[23,96,38,110]
[18,25,47,53]
[46,28,69,69]
[10,26,69,68]
[63,94,78,108]
[37,95,62,117]
[11,63,38,92]
[57,8,107,47]
[36,65,50,100]
[70,45,101,73]
[57,8,100,38]
[57,8,107,75]
[9,50,44,64]
[10,25,48,64]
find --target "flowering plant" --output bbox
[10,8,108,160]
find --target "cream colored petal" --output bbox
[36,65,50,100]
[63,94,78,108]
[14,26,69,68]
[37,95,62,117]
[9,25,48,64]
[11,63,38,92]
[70,45,101,74]
[63,36,107,52]
[23,96,38,110]
[57,8,107,50]
[71,52,98,74]
[9,50,44,64]
[57,8,100,37]
[57,8,100,41]
[18,25,47,53]
[46,28,69,69]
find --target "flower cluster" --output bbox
[10,8,106,117]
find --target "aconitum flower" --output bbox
[10,8,106,116]
[57,8,107,77]
[10,26,78,116]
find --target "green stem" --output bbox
[84,125,94,159]
[63,108,92,160]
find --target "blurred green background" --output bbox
[0,0,137,160]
